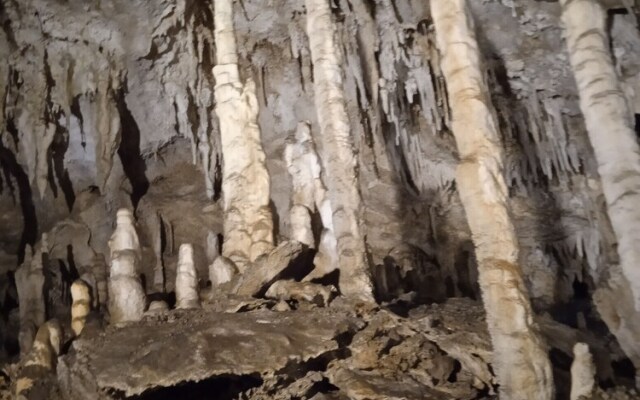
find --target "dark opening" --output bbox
[115,84,149,209]
[119,374,263,400]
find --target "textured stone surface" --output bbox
[62,308,357,396]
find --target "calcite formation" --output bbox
[70,279,92,336]
[571,343,596,400]
[209,256,238,287]
[213,0,274,272]
[175,244,200,310]
[430,0,554,397]
[108,209,141,263]
[305,0,374,301]
[108,250,146,325]
[1,0,640,398]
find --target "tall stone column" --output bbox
[559,0,640,311]
[430,0,554,397]
[305,0,374,301]
[213,0,274,272]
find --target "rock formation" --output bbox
[305,0,374,301]
[430,0,554,397]
[13,319,62,399]
[108,209,141,263]
[175,244,200,310]
[14,246,46,356]
[70,279,91,336]
[209,256,238,288]
[213,0,274,272]
[560,0,640,313]
[108,250,146,325]
[571,342,596,400]
[1,0,640,398]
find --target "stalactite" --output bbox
[305,0,374,301]
[430,0,554,397]
[213,0,274,272]
[95,72,122,192]
[560,0,640,313]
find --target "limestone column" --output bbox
[305,0,374,301]
[430,0,554,397]
[213,0,274,272]
[559,0,640,311]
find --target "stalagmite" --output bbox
[14,320,62,399]
[430,0,554,398]
[209,256,238,287]
[70,280,91,336]
[15,245,46,356]
[108,250,146,324]
[285,122,333,247]
[305,0,374,301]
[175,244,200,309]
[213,0,274,272]
[570,343,596,400]
[560,0,640,311]
[285,121,340,281]
[108,209,142,263]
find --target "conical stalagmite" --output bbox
[175,244,200,309]
[430,0,554,398]
[559,0,640,311]
[305,0,374,301]
[213,0,274,273]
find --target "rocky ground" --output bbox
[1,292,638,399]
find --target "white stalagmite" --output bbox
[430,0,554,398]
[14,245,46,356]
[285,122,331,247]
[175,244,200,309]
[285,122,340,280]
[213,0,274,272]
[305,0,374,301]
[209,256,238,287]
[108,209,142,263]
[560,0,640,311]
[108,250,146,324]
[71,280,91,336]
[570,343,596,400]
